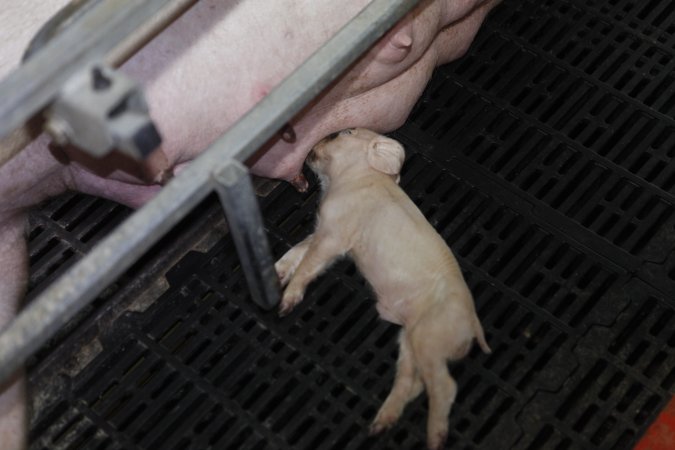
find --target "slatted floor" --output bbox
[24,0,675,448]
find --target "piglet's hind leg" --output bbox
[370,329,423,434]
[412,345,457,449]
[409,307,464,450]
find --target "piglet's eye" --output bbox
[339,128,355,136]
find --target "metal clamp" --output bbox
[45,64,161,160]
[213,161,280,310]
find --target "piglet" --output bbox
[275,128,491,449]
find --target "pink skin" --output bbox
[0,0,500,448]
[248,0,501,187]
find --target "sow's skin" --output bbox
[0,1,500,448]
[275,129,491,450]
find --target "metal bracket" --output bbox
[213,160,280,310]
[45,63,161,160]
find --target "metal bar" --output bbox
[24,0,198,68]
[0,0,175,139]
[0,0,198,168]
[107,0,199,68]
[214,161,280,310]
[0,0,421,384]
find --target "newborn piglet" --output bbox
[275,128,491,450]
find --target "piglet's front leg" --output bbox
[278,235,344,316]
[275,235,314,287]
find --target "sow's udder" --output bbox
[244,0,500,189]
[0,0,499,209]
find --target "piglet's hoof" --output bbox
[274,263,292,288]
[368,420,391,436]
[427,431,448,450]
[370,405,401,435]
[278,290,303,317]
[278,302,294,317]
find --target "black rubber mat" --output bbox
[23,0,675,448]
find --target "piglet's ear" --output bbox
[367,136,405,175]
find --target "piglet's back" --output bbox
[350,179,466,302]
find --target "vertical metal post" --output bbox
[213,160,280,310]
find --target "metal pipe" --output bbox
[23,0,198,68]
[0,0,176,140]
[0,0,421,384]
[23,0,197,68]
[106,0,199,68]
[0,0,198,168]
[214,161,280,310]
